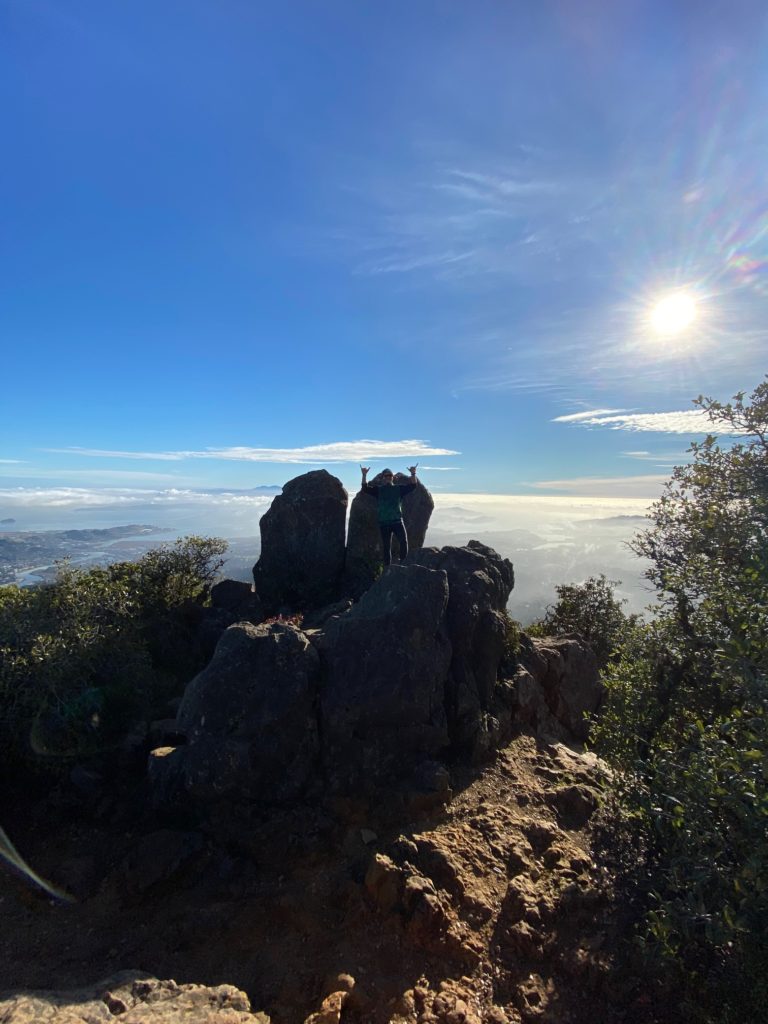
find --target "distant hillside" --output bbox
[0,525,167,585]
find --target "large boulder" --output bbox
[344,472,434,597]
[168,622,321,805]
[510,633,602,742]
[252,470,348,614]
[320,563,452,793]
[408,541,515,755]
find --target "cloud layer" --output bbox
[44,440,460,464]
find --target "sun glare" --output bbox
[649,291,697,335]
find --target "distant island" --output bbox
[0,518,16,526]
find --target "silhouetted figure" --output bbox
[360,464,418,566]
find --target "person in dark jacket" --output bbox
[360,464,419,566]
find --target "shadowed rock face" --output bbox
[320,563,452,793]
[344,472,434,598]
[173,622,321,804]
[252,469,348,615]
[408,540,515,756]
[153,536,602,819]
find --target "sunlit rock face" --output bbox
[0,973,261,1023]
[344,471,434,598]
[252,469,348,615]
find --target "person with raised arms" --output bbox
[360,463,419,567]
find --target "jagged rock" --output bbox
[408,541,514,755]
[506,663,567,744]
[344,471,434,597]
[166,622,320,805]
[520,635,603,741]
[0,972,265,1022]
[252,470,348,615]
[320,563,451,792]
[365,853,404,913]
[547,784,599,829]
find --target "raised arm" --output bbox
[399,463,419,496]
[360,465,377,496]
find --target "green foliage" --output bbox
[501,612,522,667]
[0,535,227,764]
[592,379,768,1020]
[533,573,638,666]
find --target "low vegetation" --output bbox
[542,380,768,1022]
[0,535,227,765]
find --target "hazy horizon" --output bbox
[0,485,656,620]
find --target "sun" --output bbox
[649,291,697,335]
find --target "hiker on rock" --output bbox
[360,464,418,566]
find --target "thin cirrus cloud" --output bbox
[530,474,668,497]
[44,440,460,464]
[346,160,581,280]
[552,409,723,433]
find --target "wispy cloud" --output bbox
[552,409,720,433]
[44,440,460,464]
[552,408,627,423]
[530,474,667,497]
[0,460,24,464]
[620,450,685,466]
[344,157,589,282]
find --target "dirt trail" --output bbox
[0,736,647,1023]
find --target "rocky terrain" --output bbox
[0,470,647,1024]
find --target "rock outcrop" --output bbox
[407,541,515,757]
[510,635,603,742]
[344,471,434,597]
[320,563,452,792]
[152,538,602,816]
[252,469,348,615]
[167,622,321,805]
[0,973,265,1023]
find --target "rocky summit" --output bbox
[0,470,617,1024]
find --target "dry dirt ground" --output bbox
[0,736,658,1024]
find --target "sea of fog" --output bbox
[0,488,657,622]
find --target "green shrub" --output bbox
[0,535,227,765]
[592,379,768,1020]
[531,573,638,666]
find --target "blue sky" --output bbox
[2,0,767,515]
